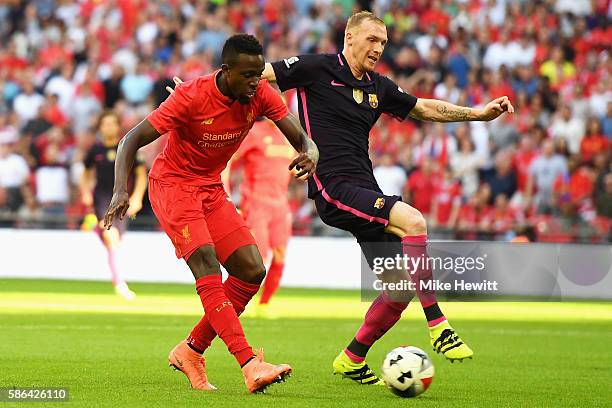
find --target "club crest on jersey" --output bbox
[181,225,191,244]
[106,150,117,162]
[201,118,214,125]
[374,197,385,209]
[368,94,379,108]
[353,88,363,104]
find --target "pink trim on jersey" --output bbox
[317,181,388,225]
[313,173,324,191]
[321,189,389,225]
[337,54,344,66]
[298,87,312,138]
[365,72,371,81]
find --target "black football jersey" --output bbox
[84,142,142,198]
[271,53,417,197]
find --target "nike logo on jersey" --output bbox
[330,80,345,87]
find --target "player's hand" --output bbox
[126,197,143,218]
[103,191,129,230]
[289,144,318,180]
[165,76,184,94]
[478,96,514,121]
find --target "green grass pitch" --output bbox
[0,279,611,407]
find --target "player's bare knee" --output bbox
[389,202,427,237]
[187,245,221,279]
[244,259,266,284]
[406,210,427,236]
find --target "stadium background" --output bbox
[0,1,611,406]
[0,0,610,242]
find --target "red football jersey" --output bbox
[147,71,289,186]
[433,179,461,224]
[237,119,294,204]
[406,170,440,215]
[513,149,538,192]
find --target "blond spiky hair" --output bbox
[345,11,385,34]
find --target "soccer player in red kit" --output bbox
[103,34,318,393]
[227,119,295,314]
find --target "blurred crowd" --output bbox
[0,0,610,242]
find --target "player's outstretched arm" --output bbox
[103,119,161,229]
[274,113,319,179]
[409,96,514,123]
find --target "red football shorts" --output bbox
[149,177,255,263]
[241,197,292,258]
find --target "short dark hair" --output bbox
[221,34,263,65]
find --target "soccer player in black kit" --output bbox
[80,111,148,300]
[261,11,514,384]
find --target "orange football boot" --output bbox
[241,349,292,393]
[168,341,217,391]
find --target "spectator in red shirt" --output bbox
[553,155,595,210]
[580,117,609,164]
[41,94,69,128]
[457,183,493,240]
[483,194,523,235]
[430,167,461,230]
[419,0,450,37]
[464,69,484,107]
[405,157,440,216]
[513,133,539,197]
[0,42,28,80]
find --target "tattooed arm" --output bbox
[409,96,514,122]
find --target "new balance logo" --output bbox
[201,118,214,125]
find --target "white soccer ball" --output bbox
[381,346,435,398]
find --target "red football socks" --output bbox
[188,276,260,353]
[193,275,254,366]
